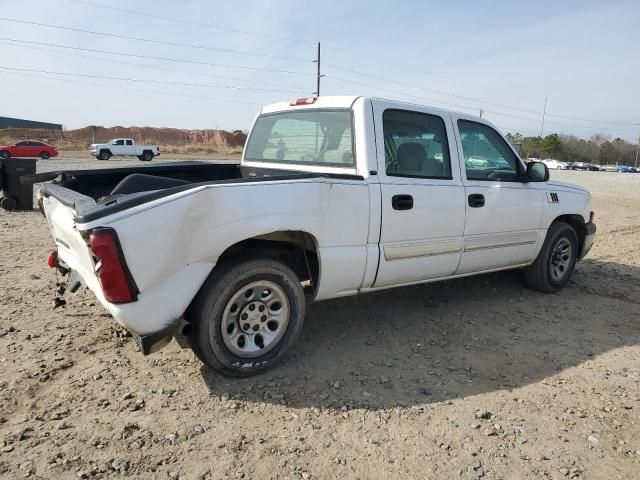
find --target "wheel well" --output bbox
[216,231,320,295]
[553,214,586,252]
[142,149,153,154]
[100,148,111,154]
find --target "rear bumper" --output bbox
[578,222,596,260]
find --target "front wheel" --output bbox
[524,222,578,293]
[187,258,306,377]
[98,150,111,160]
[0,150,10,159]
[40,151,50,160]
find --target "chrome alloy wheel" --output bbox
[220,280,290,358]
[550,238,572,281]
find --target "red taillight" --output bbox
[290,97,317,106]
[89,228,137,303]
[48,252,56,268]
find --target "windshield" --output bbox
[244,109,354,166]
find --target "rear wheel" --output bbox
[187,258,305,377]
[40,151,50,160]
[141,151,154,161]
[0,150,10,159]
[524,222,578,293]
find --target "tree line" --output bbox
[505,132,638,165]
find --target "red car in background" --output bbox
[0,140,58,159]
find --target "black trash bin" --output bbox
[1,158,38,211]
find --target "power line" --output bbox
[0,40,308,91]
[0,69,264,106]
[0,17,311,63]
[328,74,478,113]
[0,38,315,76]
[68,0,316,46]
[65,0,637,126]
[543,110,638,125]
[327,75,637,135]
[482,109,638,133]
[0,66,306,93]
[324,63,546,115]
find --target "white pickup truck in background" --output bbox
[40,96,596,377]
[89,138,159,161]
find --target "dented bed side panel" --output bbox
[72,178,370,334]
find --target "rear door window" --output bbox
[383,109,452,179]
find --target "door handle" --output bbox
[468,193,485,208]
[392,194,413,210]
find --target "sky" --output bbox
[0,0,638,141]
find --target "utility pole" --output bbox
[635,130,639,169]
[313,42,324,96]
[540,97,548,137]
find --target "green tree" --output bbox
[541,134,562,158]
[505,132,524,143]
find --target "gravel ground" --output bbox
[1,159,639,479]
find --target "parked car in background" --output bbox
[89,138,160,161]
[600,164,618,172]
[0,140,58,159]
[541,159,567,170]
[585,163,600,171]
[571,162,589,170]
[465,156,488,167]
[617,165,633,173]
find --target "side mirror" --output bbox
[526,161,549,182]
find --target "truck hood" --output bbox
[547,180,589,195]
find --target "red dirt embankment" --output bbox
[0,126,247,155]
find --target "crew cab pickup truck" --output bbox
[39,96,596,377]
[89,138,159,161]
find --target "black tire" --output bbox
[40,151,50,160]
[524,222,578,293]
[137,155,145,161]
[0,196,17,211]
[98,150,111,160]
[141,151,154,161]
[0,150,10,159]
[187,258,306,377]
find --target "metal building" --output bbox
[0,116,62,130]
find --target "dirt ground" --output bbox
[1,160,639,479]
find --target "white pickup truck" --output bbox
[39,96,596,377]
[89,138,159,161]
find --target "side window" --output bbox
[16,141,29,147]
[31,141,44,146]
[457,120,520,181]
[126,140,133,146]
[383,109,452,179]
[114,139,125,146]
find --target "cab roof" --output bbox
[260,96,361,114]
[260,95,482,123]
